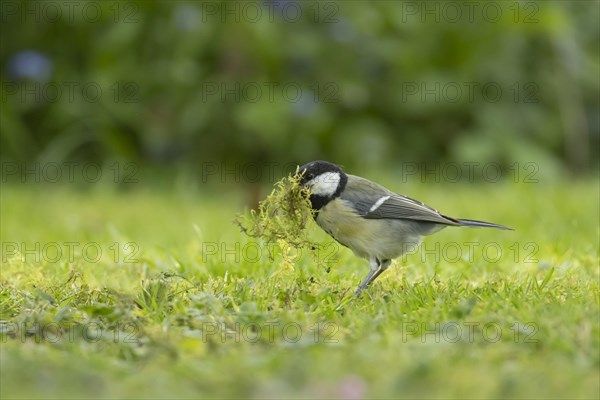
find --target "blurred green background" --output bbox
[1,0,598,179]
[1,2,599,399]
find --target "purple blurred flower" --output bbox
[173,5,200,31]
[6,50,53,81]
[338,375,367,400]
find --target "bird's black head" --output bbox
[297,160,348,211]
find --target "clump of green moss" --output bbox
[235,169,318,249]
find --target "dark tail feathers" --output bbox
[456,219,513,230]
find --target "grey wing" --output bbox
[363,193,461,225]
[341,175,460,226]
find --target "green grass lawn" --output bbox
[1,179,598,399]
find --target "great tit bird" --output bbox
[297,160,512,295]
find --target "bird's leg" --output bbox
[355,257,391,296]
[355,257,379,296]
[368,259,391,285]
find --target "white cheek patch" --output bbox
[307,172,340,197]
[369,195,390,212]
